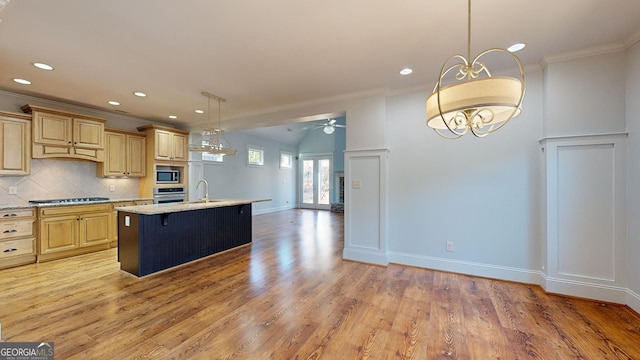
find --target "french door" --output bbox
[300,154,332,210]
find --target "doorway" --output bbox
[299,154,332,210]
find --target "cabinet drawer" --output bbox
[0,208,35,219]
[39,204,112,217]
[0,220,34,239]
[0,238,35,258]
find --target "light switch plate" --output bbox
[352,180,361,189]
[109,185,116,192]
[8,186,17,195]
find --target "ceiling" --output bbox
[1,0,639,135]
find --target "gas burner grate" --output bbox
[29,197,110,204]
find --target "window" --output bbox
[280,151,293,169]
[202,153,224,162]
[247,146,264,166]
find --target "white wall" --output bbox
[626,40,640,309]
[543,51,627,137]
[540,49,631,306]
[385,70,544,282]
[189,131,298,214]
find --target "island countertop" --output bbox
[117,198,271,215]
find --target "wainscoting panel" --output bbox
[541,134,627,303]
[343,149,389,265]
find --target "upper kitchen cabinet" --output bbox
[137,124,188,162]
[0,111,31,176]
[22,104,106,162]
[97,128,146,177]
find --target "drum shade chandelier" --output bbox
[188,92,237,156]
[426,0,525,138]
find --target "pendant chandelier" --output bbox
[426,0,525,138]
[188,91,237,156]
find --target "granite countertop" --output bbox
[0,198,154,211]
[117,198,271,215]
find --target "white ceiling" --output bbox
[1,0,639,134]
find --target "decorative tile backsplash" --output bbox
[0,159,140,205]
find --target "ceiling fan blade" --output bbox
[335,125,346,128]
[328,119,336,125]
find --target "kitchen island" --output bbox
[117,199,267,277]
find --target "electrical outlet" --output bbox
[8,186,17,195]
[109,185,116,192]
[352,180,361,189]
[446,241,454,252]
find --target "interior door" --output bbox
[300,155,332,210]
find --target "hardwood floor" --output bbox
[1,209,639,359]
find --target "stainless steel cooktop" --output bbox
[29,197,110,204]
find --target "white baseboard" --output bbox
[540,275,629,304]
[388,252,541,284]
[388,251,636,309]
[252,204,296,215]
[343,247,389,266]
[626,289,640,314]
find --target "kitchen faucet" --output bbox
[196,179,209,203]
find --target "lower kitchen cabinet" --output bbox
[0,208,36,269]
[38,203,111,262]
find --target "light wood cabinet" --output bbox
[137,124,188,162]
[108,199,153,247]
[22,104,106,162]
[0,111,31,176]
[97,129,146,177]
[38,203,111,262]
[137,124,189,198]
[0,208,36,269]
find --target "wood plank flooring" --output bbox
[1,209,639,359]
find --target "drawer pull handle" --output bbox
[2,213,17,217]
[3,229,17,233]
[3,248,17,253]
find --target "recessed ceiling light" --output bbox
[168,115,178,119]
[400,68,413,75]
[195,109,204,114]
[33,62,54,71]
[108,101,120,106]
[13,78,31,85]
[507,43,526,52]
[133,91,147,97]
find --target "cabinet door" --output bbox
[155,130,173,160]
[172,133,188,161]
[33,112,72,146]
[40,215,78,254]
[73,118,104,149]
[0,117,31,176]
[103,132,127,176]
[79,212,110,247]
[127,135,146,176]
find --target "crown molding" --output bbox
[541,42,627,68]
[626,28,640,48]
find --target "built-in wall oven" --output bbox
[153,187,187,204]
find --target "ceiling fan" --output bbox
[288,118,346,135]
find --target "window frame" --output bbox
[280,151,293,169]
[247,145,265,167]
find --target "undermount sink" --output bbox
[190,199,222,203]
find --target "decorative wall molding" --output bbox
[541,42,626,67]
[343,148,389,266]
[541,134,628,302]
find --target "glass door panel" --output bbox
[300,155,332,210]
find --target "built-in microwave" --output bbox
[156,169,180,184]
